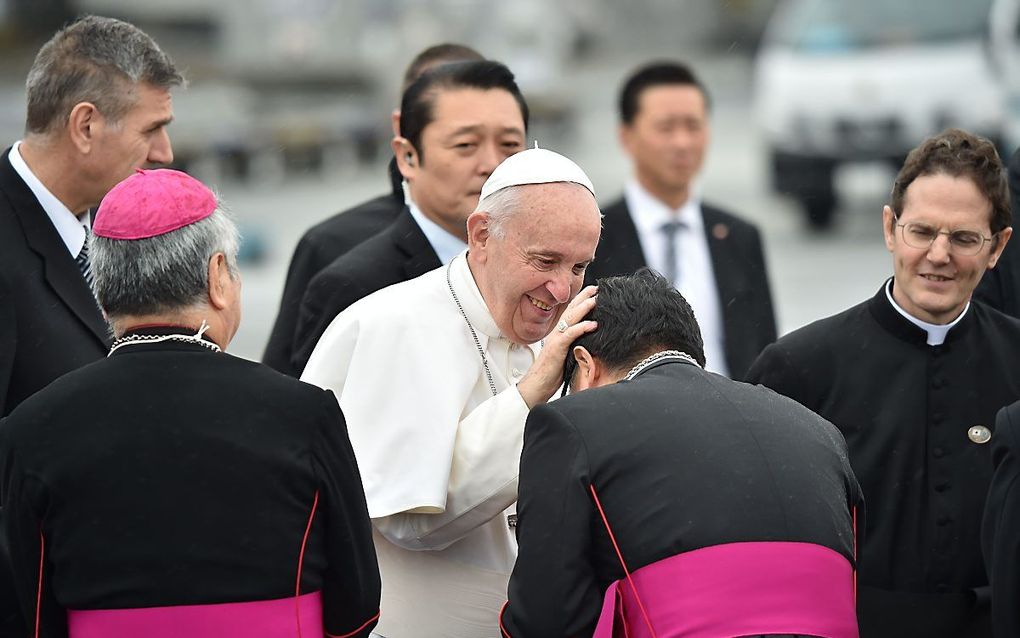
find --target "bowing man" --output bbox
[0,169,380,638]
[502,270,862,638]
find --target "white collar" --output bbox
[407,198,467,266]
[885,279,968,346]
[624,178,704,235]
[9,141,88,257]
[450,251,542,357]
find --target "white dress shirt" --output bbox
[407,198,467,266]
[302,251,538,637]
[886,279,968,346]
[9,141,89,257]
[625,179,729,377]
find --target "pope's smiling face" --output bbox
[883,172,1010,324]
[469,182,601,345]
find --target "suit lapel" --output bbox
[390,207,443,279]
[0,150,110,347]
[702,205,741,304]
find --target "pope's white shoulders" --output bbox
[335,263,458,328]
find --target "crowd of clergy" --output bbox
[4,14,1020,638]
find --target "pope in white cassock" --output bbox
[301,147,603,637]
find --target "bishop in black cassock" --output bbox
[0,169,380,638]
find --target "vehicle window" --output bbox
[774,0,994,51]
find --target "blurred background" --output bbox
[1,0,1018,359]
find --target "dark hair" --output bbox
[890,128,1010,234]
[562,269,706,392]
[401,43,484,93]
[399,60,529,165]
[618,61,710,125]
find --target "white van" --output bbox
[754,0,1006,228]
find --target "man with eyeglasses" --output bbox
[748,128,1020,638]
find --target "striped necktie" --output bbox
[661,219,684,286]
[76,228,93,289]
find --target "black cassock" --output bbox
[0,328,380,638]
[503,358,862,637]
[748,281,1020,638]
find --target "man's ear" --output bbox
[67,102,100,154]
[989,226,1014,269]
[207,253,232,310]
[391,136,418,180]
[572,345,599,392]
[466,211,492,254]
[882,205,897,253]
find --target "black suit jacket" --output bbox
[262,193,402,376]
[0,148,109,416]
[0,147,109,637]
[983,400,1020,638]
[585,197,777,380]
[503,359,862,636]
[974,147,1020,316]
[291,208,441,375]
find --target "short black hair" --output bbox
[399,60,529,165]
[564,269,706,391]
[401,43,484,93]
[618,60,710,125]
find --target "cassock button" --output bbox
[968,425,991,444]
[512,368,522,379]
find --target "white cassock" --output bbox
[301,250,539,638]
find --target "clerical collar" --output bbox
[9,141,89,258]
[624,178,704,235]
[108,322,222,356]
[884,279,968,346]
[406,198,467,265]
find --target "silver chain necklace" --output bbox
[108,320,222,357]
[624,349,699,381]
[446,259,498,397]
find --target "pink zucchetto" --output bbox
[93,168,217,240]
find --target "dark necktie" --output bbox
[661,220,684,285]
[76,228,93,289]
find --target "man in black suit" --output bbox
[585,61,776,380]
[262,43,484,376]
[290,60,528,374]
[974,146,1020,315]
[0,15,183,636]
[501,271,861,637]
[983,399,1020,638]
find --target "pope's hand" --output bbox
[517,285,598,409]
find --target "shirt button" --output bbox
[512,368,522,378]
[933,447,946,459]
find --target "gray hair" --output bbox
[477,182,601,239]
[26,15,183,135]
[90,209,240,321]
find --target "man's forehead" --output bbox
[430,87,523,126]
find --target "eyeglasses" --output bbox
[895,216,995,256]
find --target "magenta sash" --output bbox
[592,541,858,638]
[68,591,324,638]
